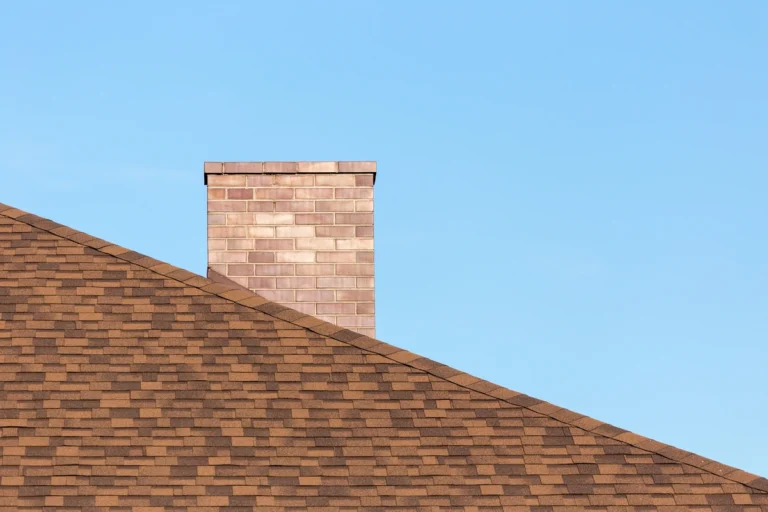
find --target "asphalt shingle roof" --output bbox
[0,201,766,511]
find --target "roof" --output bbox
[0,201,766,511]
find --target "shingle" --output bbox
[0,202,764,510]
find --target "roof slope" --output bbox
[0,202,766,511]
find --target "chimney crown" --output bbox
[204,161,376,183]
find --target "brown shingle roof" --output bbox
[0,201,766,510]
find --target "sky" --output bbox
[1,1,766,477]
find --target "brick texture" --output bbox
[1,202,767,511]
[206,162,376,336]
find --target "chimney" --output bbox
[204,162,376,337]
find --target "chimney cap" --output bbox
[203,161,376,184]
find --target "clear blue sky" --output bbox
[2,2,766,476]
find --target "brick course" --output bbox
[206,162,376,336]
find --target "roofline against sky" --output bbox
[1,200,765,493]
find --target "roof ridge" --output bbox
[1,201,766,493]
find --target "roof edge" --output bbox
[207,267,252,293]
[0,200,765,493]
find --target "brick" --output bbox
[208,188,225,200]
[296,238,334,250]
[247,201,275,212]
[357,302,375,314]
[207,174,246,186]
[208,214,226,226]
[317,277,356,289]
[227,264,255,276]
[337,290,375,301]
[316,174,356,186]
[336,264,374,276]
[247,277,276,289]
[254,239,294,250]
[276,175,315,186]
[259,289,296,302]
[208,200,247,212]
[248,251,275,263]
[356,226,373,237]
[276,226,315,238]
[296,290,335,302]
[317,251,356,263]
[355,174,375,186]
[226,213,255,225]
[276,277,316,289]
[246,175,273,186]
[355,200,373,212]
[227,263,254,276]
[227,239,254,250]
[337,315,375,327]
[275,251,316,263]
[356,277,375,288]
[335,213,373,225]
[295,264,335,276]
[209,251,247,263]
[295,213,334,225]
[209,239,227,250]
[254,213,294,225]
[263,161,299,173]
[227,188,253,200]
[256,188,294,200]
[208,226,245,239]
[296,188,333,199]
[336,239,374,250]
[253,264,295,276]
[316,226,355,238]
[317,303,356,315]
[356,251,374,263]
[335,188,373,199]
[275,201,314,212]
[315,200,355,212]
[247,226,275,238]
[338,161,376,173]
[204,161,222,173]
[298,161,337,173]
[223,161,262,173]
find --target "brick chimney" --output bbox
[204,162,376,337]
